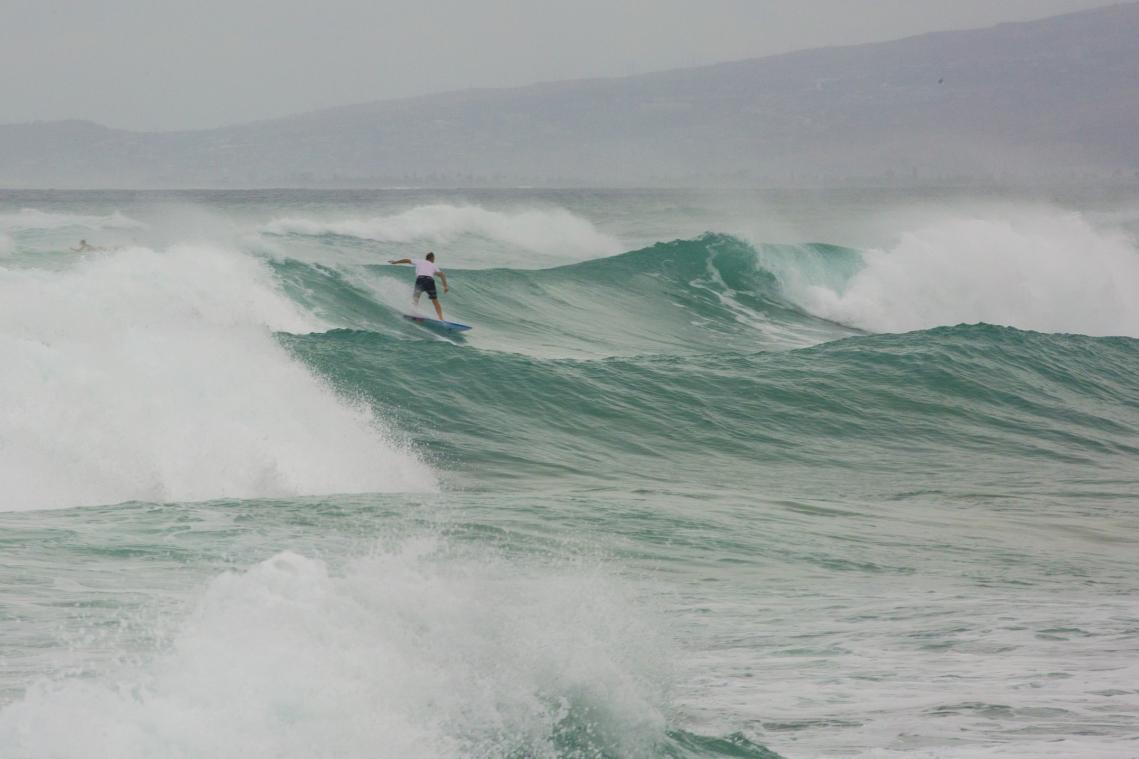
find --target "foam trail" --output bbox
[263,204,622,265]
[0,244,434,511]
[0,208,144,231]
[797,210,1139,337]
[0,543,669,758]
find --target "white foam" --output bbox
[263,204,622,266]
[795,210,1139,337]
[0,244,435,511]
[0,208,144,231]
[0,544,669,758]
[0,231,12,257]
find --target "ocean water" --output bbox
[1,187,1137,758]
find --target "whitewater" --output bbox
[1,188,1137,758]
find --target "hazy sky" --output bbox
[0,0,1118,131]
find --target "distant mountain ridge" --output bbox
[2,2,1137,188]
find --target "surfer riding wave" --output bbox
[389,252,450,320]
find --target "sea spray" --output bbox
[0,208,145,231]
[794,209,1139,336]
[262,204,623,266]
[0,540,673,759]
[0,244,434,511]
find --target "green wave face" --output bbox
[274,233,863,358]
[269,230,1139,502]
[285,324,1139,499]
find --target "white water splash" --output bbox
[0,244,435,510]
[0,543,669,758]
[796,210,1139,337]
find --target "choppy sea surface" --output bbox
[1,188,1138,758]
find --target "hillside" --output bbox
[2,2,1137,187]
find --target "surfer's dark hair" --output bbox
[426,252,435,261]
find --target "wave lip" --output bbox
[0,244,435,511]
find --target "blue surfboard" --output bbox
[403,314,472,332]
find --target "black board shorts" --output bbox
[414,275,438,300]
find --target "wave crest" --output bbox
[263,204,622,265]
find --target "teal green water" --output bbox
[1,189,1138,758]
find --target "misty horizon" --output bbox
[1,0,1123,132]
[2,2,1137,190]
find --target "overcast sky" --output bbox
[0,0,1119,131]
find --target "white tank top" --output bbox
[414,259,440,277]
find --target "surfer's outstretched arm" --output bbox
[388,258,412,265]
[436,271,449,293]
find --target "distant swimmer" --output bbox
[388,252,450,320]
[70,239,105,252]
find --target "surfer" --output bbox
[71,239,101,252]
[389,252,449,320]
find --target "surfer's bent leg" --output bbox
[413,275,430,307]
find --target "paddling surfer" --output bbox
[388,251,450,320]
